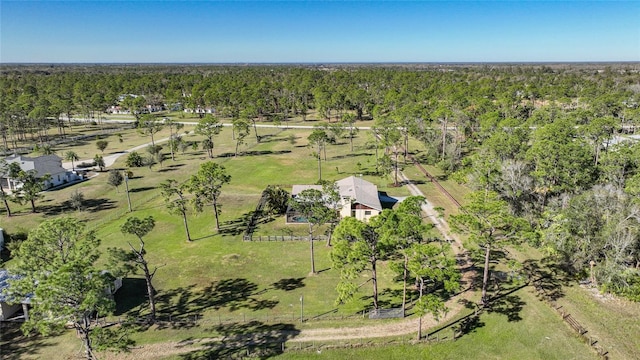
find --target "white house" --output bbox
[145,104,164,113]
[1,155,80,193]
[106,105,131,114]
[288,176,384,223]
[184,106,216,115]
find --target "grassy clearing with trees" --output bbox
[1,123,420,357]
[0,121,614,359]
[2,64,640,359]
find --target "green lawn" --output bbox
[274,286,599,360]
[147,284,598,360]
[0,124,611,360]
[2,125,407,354]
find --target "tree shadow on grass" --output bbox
[398,179,427,186]
[179,321,300,360]
[454,314,485,339]
[376,288,405,309]
[488,294,526,322]
[483,279,529,322]
[332,152,369,160]
[0,323,52,360]
[522,257,571,301]
[217,150,292,158]
[427,310,485,340]
[157,167,179,173]
[113,277,149,317]
[218,212,252,236]
[256,134,289,144]
[486,293,526,322]
[39,197,117,215]
[271,277,305,291]
[83,198,118,212]
[165,163,185,169]
[128,186,156,193]
[218,211,275,237]
[153,278,279,329]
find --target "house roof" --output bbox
[291,184,322,196]
[0,269,31,304]
[336,176,382,211]
[291,176,383,211]
[4,155,66,178]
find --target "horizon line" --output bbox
[2,61,639,66]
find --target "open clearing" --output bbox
[1,116,636,360]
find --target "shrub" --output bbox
[125,151,144,167]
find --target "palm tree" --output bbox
[40,144,55,155]
[65,151,79,172]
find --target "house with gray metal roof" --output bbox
[288,176,389,223]
[1,155,80,193]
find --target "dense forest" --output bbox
[2,63,639,300]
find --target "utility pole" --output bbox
[300,294,304,323]
[124,172,132,212]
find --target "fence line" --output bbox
[102,310,367,328]
[406,153,462,208]
[244,235,329,242]
[94,312,458,357]
[533,280,609,359]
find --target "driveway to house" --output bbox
[62,117,371,170]
[101,169,474,360]
[61,131,194,170]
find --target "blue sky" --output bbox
[1,1,638,63]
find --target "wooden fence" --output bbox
[244,235,328,242]
[242,188,270,240]
[533,279,609,359]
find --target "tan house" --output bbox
[336,176,383,221]
[288,176,384,223]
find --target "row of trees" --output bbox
[2,65,638,157]
[454,112,640,301]
[108,161,231,238]
[331,197,460,339]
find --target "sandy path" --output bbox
[100,170,475,359]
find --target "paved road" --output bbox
[70,117,372,130]
[62,131,194,170]
[62,118,369,170]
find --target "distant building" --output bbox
[184,106,216,115]
[106,105,131,114]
